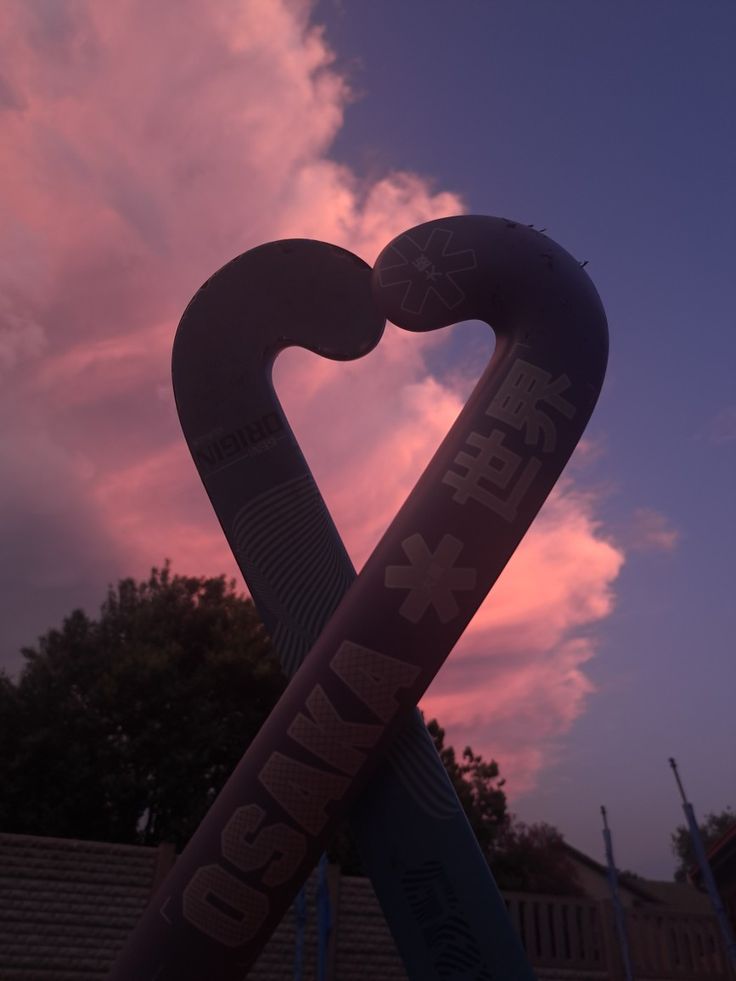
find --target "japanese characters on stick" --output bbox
[109,216,608,980]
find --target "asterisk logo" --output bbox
[385,533,476,624]
[376,228,477,314]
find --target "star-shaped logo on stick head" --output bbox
[385,533,477,624]
[375,227,477,315]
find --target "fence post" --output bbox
[600,898,626,981]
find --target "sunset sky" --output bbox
[1,0,734,880]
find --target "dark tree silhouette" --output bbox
[426,717,509,856]
[671,807,736,883]
[489,821,583,895]
[0,564,285,848]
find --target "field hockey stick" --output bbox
[110,217,607,978]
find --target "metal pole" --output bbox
[293,883,307,981]
[669,758,736,967]
[601,806,635,981]
[317,853,331,981]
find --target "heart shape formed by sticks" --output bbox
[110,216,608,981]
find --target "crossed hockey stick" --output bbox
[109,215,608,980]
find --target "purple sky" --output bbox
[1,0,734,880]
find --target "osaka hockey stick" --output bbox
[110,217,607,977]
[110,238,535,979]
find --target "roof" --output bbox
[0,831,170,979]
[562,841,713,912]
[632,879,711,913]
[334,875,406,979]
[0,832,357,980]
[0,830,722,979]
[561,842,663,904]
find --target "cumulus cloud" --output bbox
[421,484,624,795]
[0,0,624,793]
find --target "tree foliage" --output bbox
[426,718,508,856]
[671,807,736,883]
[0,564,285,848]
[489,821,583,896]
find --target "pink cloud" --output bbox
[420,490,624,794]
[0,0,624,798]
[628,506,680,553]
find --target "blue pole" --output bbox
[293,883,307,981]
[601,806,635,981]
[669,758,736,967]
[317,853,331,981]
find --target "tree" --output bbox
[1,564,286,848]
[426,717,508,855]
[489,820,584,895]
[671,807,736,883]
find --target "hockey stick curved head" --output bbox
[172,239,385,457]
[373,214,608,396]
